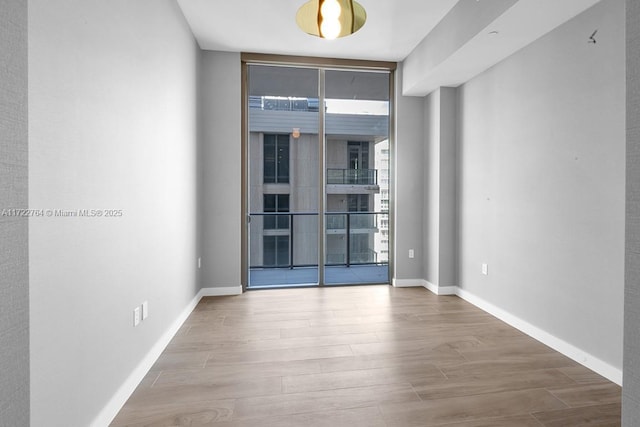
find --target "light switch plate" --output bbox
[141,301,148,320]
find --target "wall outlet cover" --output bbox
[133,307,141,326]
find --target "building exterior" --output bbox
[374,139,390,263]
[248,95,389,270]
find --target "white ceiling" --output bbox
[177,0,603,96]
[176,0,459,62]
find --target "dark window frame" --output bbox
[264,194,290,230]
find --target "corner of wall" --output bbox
[201,286,243,297]
[624,0,640,423]
[92,291,205,427]
[455,287,623,385]
[201,51,243,290]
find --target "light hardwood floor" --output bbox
[111,286,621,426]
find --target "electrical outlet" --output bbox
[133,306,141,327]
[141,301,148,320]
[482,263,489,275]
[408,249,415,259]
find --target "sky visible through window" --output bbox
[325,99,389,116]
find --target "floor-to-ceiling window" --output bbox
[243,56,394,288]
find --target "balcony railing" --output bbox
[326,213,376,230]
[249,212,388,269]
[327,169,377,185]
[327,249,377,265]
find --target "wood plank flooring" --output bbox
[110,286,621,427]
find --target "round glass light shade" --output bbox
[320,0,341,19]
[296,0,367,39]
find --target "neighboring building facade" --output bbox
[248,96,389,269]
[374,139,390,263]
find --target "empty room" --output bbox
[2,0,639,426]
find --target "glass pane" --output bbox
[248,65,319,288]
[249,65,319,99]
[277,136,290,183]
[277,195,290,229]
[276,236,289,266]
[326,213,346,265]
[263,236,276,266]
[292,215,318,267]
[248,66,391,288]
[263,135,276,183]
[325,70,390,285]
[264,195,276,229]
[264,194,276,211]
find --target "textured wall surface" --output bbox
[201,51,242,288]
[394,63,425,281]
[423,88,457,289]
[457,0,625,371]
[624,0,640,423]
[0,0,29,426]
[29,0,200,425]
[424,91,441,285]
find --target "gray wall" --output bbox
[201,51,242,288]
[423,88,457,289]
[403,0,517,95]
[205,59,394,285]
[624,0,640,423]
[29,0,201,425]
[0,0,29,425]
[393,64,425,281]
[457,0,625,370]
[424,92,440,284]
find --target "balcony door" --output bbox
[323,69,390,285]
[244,59,392,289]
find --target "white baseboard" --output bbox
[392,278,424,288]
[92,290,204,427]
[455,288,623,386]
[437,286,458,295]
[201,286,243,296]
[94,285,243,426]
[94,279,622,426]
[423,280,457,296]
[394,278,456,295]
[396,278,622,385]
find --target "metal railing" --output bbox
[352,250,378,264]
[326,213,376,230]
[249,212,388,269]
[326,249,377,265]
[327,168,378,185]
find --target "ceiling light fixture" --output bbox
[296,0,367,40]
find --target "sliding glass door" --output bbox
[324,69,390,285]
[245,61,391,288]
[247,65,320,287]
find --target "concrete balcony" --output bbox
[326,168,379,194]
